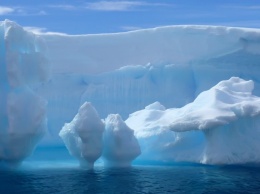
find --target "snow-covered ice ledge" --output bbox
[126,77,260,165]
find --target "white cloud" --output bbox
[0,6,48,16]
[24,26,67,35]
[0,6,14,15]
[85,1,143,11]
[48,4,77,10]
[38,10,47,15]
[245,6,260,9]
[223,5,260,10]
[48,1,172,12]
[215,20,260,28]
[121,26,142,31]
[85,1,171,11]
[16,8,48,16]
[24,26,47,34]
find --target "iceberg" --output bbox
[103,114,140,167]
[1,20,260,166]
[126,77,260,164]
[37,25,260,140]
[0,20,49,167]
[59,102,104,168]
[60,104,140,168]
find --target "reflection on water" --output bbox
[0,163,260,194]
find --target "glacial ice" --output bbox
[59,102,104,168]
[103,114,140,167]
[126,77,260,164]
[60,77,260,166]
[38,25,260,139]
[1,20,260,166]
[60,103,140,168]
[0,20,49,167]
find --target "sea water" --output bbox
[0,163,260,194]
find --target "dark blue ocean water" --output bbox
[0,164,260,194]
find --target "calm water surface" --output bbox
[0,164,260,194]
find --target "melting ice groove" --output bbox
[1,20,260,168]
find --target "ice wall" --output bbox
[0,20,49,166]
[126,77,260,165]
[42,26,256,75]
[35,26,260,142]
[3,20,260,165]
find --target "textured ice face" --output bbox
[59,102,104,168]
[42,25,259,75]
[0,88,47,165]
[0,20,49,167]
[2,20,260,166]
[36,25,260,140]
[4,20,50,87]
[126,77,260,165]
[75,102,104,163]
[103,114,141,167]
[60,105,141,168]
[35,24,260,165]
[168,77,260,132]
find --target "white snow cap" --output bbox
[169,77,260,132]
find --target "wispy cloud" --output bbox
[121,26,142,31]
[15,8,48,16]
[0,6,14,15]
[38,10,47,15]
[244,6,260,10]
[0,6,47,16]
[24,26,67,35]
[24,26,47,34]
[223,5,260,10]
[48,4,77,11]
[48,1,172,12]
[85,1,144,11]
[213,20,260,28]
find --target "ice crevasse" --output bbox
[1,19,260,166]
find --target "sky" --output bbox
[0,0,260,35]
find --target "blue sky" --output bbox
[0,0,260,34]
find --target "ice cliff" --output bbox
[38,25,260,142]
[1,19,260,166]
[0,20,49,167]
